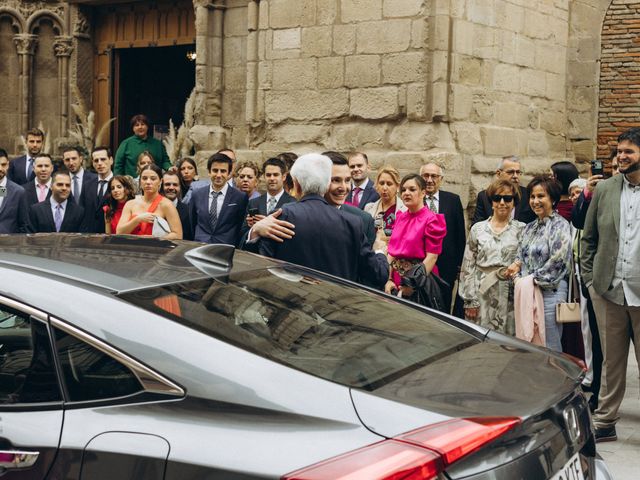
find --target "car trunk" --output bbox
[350,339,591,479]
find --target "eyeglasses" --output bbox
[490,194,515,203]
[501,169,522,175]
[421,174,442,180]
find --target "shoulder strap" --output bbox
[147,194,163,214]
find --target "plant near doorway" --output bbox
[163,88,196,164]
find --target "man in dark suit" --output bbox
[324,152,376,246]
[420,163,466,316]
[0,149,30,233]
[246,153,388,288]
[24,154,54,206]
[63,146,97,203]
[345,151,379,209]
[7,128,44,186]
[80,146,114,233]
[240,157,295,242]
[28,170,85,233]
[162,172,193,240]
[472,155,535,225]
[189,153,248,246]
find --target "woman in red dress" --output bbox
[116,164,182,239]
[103,175,136,234]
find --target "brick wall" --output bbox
[597,0,640,161]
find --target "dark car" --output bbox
[0,235,611,479]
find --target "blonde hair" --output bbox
[375,166,401,186]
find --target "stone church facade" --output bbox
[0,0,633,209]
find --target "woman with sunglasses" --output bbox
[459,179,525,334]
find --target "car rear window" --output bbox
[118,267,478,391]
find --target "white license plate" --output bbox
[550,452,585,480]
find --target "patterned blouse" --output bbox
[516,211,573,289]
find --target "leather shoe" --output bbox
[594,425,617,443]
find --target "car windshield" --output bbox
[118,267,477,391]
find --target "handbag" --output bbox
[152,216,171,238]
[556,258,581,323]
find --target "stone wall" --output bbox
[208,0,581,212]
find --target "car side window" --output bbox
[53,328,143,402]
[0,308,61,405]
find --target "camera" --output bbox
[248,207,259,216]
[591,159,604,176]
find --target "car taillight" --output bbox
[282,417,521,480]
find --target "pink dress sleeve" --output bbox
[424,212,447,255]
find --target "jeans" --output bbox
[542,279,568,352]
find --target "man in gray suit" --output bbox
[582,127,640,443]
[0,149,30,234]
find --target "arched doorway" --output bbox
[92,0,196,149]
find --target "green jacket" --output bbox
[580,174,624,296]
[114,135,171,177]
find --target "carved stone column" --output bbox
[13,34,38,134]
[54,36,74,137]
[191,0,228,158]
[245,0,260,124]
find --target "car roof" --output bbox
[0,234,281,293]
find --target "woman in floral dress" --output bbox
[505,174,573,352]
[459,179,525,334]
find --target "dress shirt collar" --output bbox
[426,191,440,201]
[37,179,52,189]
[623,174,640,190]
[210,182,229,197]
[352,178,369,191]
[98,172,113,182]
[49,197,68,209]
[0,176,7,188]
[267,189,285,203]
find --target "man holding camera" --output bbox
[240,157,294,243]
[581,127,640,442]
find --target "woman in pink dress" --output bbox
[384,174,447,297]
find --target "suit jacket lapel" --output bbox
[0,183,12,216]
[215,189,233,229]
[275,192,292,209]
[44,203,56,230]
[612,175,623,235]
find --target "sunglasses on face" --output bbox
[490,194,515,203]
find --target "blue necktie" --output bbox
[27,157,34,179]
[54,204,63,232]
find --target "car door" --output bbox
[0,298,64,479]
[45,318,180,480]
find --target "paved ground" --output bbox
[597,351,639,479]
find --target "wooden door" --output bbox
[92,0,196,147]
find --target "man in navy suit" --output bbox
[28,170,85,233]
[189,153,248,245]
[80,146,114,233]
[345,151,379,209]
[24,154,54,206]
[63,146,97,203]
[420,162,467,316]
[0,149,30,233]
[162,172,193,240]
[7,128,44,186]
[240,157,295,242]
[246,153,388,288]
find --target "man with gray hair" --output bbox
[472,155,535,224]
[246,153,388,288]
